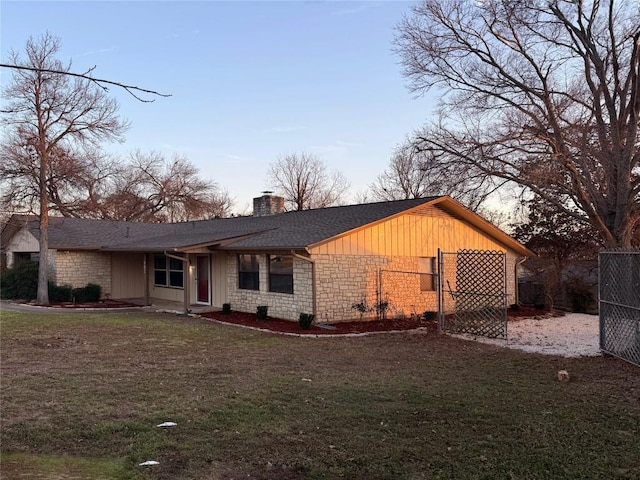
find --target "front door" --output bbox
[196,255,210,304]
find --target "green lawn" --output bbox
[1,310,638,479]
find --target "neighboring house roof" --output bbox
[0,196,534,257]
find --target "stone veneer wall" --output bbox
[55,251,112,297]
[225,253,313,321]
[313,254,434,322]
[313,253,519,323]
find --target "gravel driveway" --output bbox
[454,313,601,357]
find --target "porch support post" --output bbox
[184,255,190,314]
[437,249,443,334]
[143,254,150,306]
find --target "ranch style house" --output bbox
[1,194,533,322]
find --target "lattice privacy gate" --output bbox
[599,250,640,367]
[438,249,508,339]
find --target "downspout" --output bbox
[291,250,316,319]
[164,251,190,314]
[515,256,528,305]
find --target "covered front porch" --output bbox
[109,250,229,315]
[119,297,218,315]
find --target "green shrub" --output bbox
[256,305,268,320]
[564,278,595,313]
[222,303,231,314]
[49,282,73,302]
[423,311,436,321]
[375,300,390,319]
[72,283,101,303]
[0,261,39,300]
[298,313,315,330]
[351,301,370,319]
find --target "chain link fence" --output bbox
[379,269,438,321]
[599,249,640,366]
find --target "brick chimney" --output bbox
[253,192,285,217]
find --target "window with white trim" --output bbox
[154,254,184,288]
[238,254,259,290]
[269,255,293,294]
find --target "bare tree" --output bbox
[395,0,640,247]
[370,139,504,210]
[370,143,432,201]
[1,33,129,304]
[267,153,350,211]
[93,151,233,222]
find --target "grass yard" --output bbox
[1,310,639,480]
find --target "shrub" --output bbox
[222,303,231,314]
[375,300,390,319]
[351,301,370,319]
[509,303,521,311]
[423,311,436,321]
[298,313,315,330]
[564,278,595,313]
[49,282,73,302]
[256,305,268,320]
[0,261,39,300]
[72,283,101,303]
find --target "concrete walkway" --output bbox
[0,299,215,315]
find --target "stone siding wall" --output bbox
[313,254,438,322]
[225,253,313,321]
[313,252,519,323]
[55,251,111,297]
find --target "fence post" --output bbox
[437,249,443,333]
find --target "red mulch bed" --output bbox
[43,300,138,309]
[201,310,438,335]
[200,307,550,336]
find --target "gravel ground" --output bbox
[454,313,601,357]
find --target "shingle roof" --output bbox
[0,197,437,251]
[1,196,533,257]
[3,197,439,252]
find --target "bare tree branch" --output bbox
[0,63,171,103]
[267,153,350,211]
[395,0,640,247]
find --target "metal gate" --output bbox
[438,249,508,339]
[599,250,640,366]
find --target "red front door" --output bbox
[196,256,209,303]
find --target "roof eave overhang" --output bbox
[217,245,309,252]
[50,245,102,251]
[100,229,277,253]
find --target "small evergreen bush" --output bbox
[298,313,315,330]
[72,283,101,303]
[256,305,268,320]
[0,261,38,300]
[423,311,436,321]
[222,303,231,314]
[49,282,73,302]
[564,278,595,313]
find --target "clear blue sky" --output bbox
[1,1,436,213]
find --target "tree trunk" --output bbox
[36,139,50,305]
[37,209,50,305]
